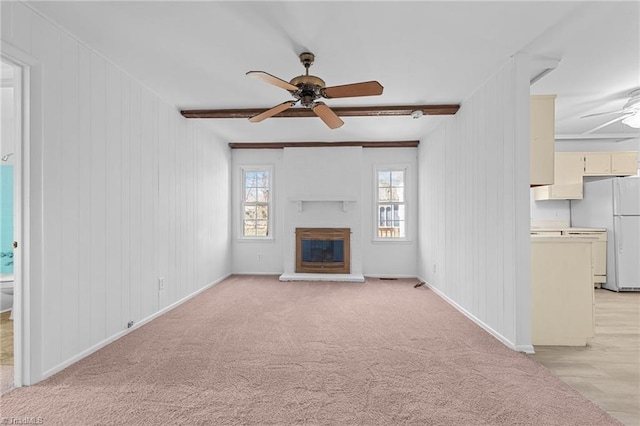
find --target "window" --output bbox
[376,168,406,239]
[242,168,272,238]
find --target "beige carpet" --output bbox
[0,275,621,425]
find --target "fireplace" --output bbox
[296,228,350,274]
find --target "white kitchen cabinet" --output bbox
[563,230,607,286]
[583,152,611,175]
[611,152,638,175]
[530,95,556,187]
[533,153,584,200]
[531,237,594,346]
[582,151,637,177]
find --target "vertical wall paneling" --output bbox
[34,14,62,370]
[166,109,176,305]
[105,64,122,337]
[157,103,169,310]
[2,3,232,381]
[138,88,153,320]
[1,2,12,44]
[513,54,532,348]
[418,55,532,351]
[89,52,107,346]
[128,82,142,324]
[120,74,131,328]
[151,96,159,314]
[76,44,92,353]
[59,32,80,361]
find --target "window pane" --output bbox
[376,203,406,238]
[378,188,391,202]
[245,171,256,188]
[244,220,256,237]
[256,220,268,237]
[378,171,391,188]
[257,171,269,188]
[256,205,269,219]
[245,188,257,202]
[244,205,256,220]
[391,171,404,187]
[391,187,404,202]
[257,188,269,203]
[242,168,271,238]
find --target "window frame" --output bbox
[239,165,274,241]
[373,165,409,242]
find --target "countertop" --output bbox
[530,227,607,233]
[531,236,600,243]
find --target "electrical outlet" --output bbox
[158,277,165,290]
[257,253,262,261]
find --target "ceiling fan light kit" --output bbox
[622,112,640,129]
[582,88,640,131]
[246,52,385,129]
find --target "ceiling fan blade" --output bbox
[246,71,299,92]
[312,102,344,129]
[248,101,297,123]
[584,114,630,134]
[323,81,384,99]
[581,110,624,119]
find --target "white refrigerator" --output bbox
[571,176,640,291]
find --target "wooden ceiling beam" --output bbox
[181,104,459,119]
[228,141,420,149]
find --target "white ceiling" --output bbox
[27,1,640,143]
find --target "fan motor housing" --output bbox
[290,75,325,88]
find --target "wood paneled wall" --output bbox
[417,55,532,351]
[2,2,231,382]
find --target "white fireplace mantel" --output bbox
[288,196,357,212]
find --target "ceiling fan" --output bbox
[246,52,383,129]
[582,89,640,133]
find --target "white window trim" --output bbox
[373,165,410,242]
[239,165,274,241]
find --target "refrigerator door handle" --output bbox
[613,179,620,216]
[616,217,623,254]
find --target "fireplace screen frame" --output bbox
[295,228,351,274]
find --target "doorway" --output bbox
[0,56,23,391]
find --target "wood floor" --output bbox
[530,289,640,426]
[0,311,13,365]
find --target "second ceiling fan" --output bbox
[247,52,383,129]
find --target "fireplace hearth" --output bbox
[296,228,350,274]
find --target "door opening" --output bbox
[0,56,24,390]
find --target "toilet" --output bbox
[0,275,14,320]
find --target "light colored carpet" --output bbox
[0,365,12,394]
[0,275,622,425]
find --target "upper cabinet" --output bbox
[530,95,556,187]
[584,152,638,176]
[611,152,638,175]
[583,152,611,175]
[534,151,639,200]
[533,152,584,200]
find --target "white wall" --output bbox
[362,148,417,277]
[231,149,284,274]
[2,2,231,383]
[417,54,532,351]
[282,147,364,277]
[231,147,418,277]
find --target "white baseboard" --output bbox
[232,272,282,276]
[364,274,420,280]
[419,277,533,354]
[41,273,231,381]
